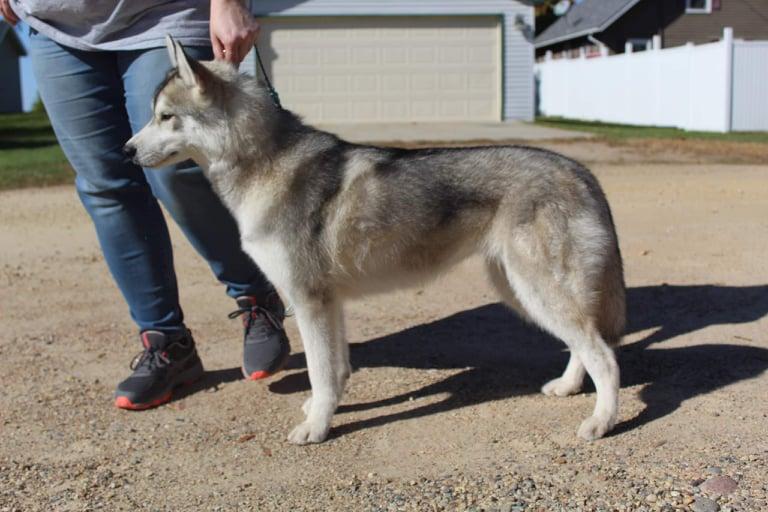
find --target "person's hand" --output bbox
[1,0,20,26]
[210,0,259,65]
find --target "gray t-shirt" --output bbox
[11,0,211,51]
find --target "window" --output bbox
[628,38,651,52]
[686,0,712,13]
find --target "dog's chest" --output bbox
[234,194,294,296]
[241,235,292,295]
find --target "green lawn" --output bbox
[0,111,73,190]
[536,117,768,143]
[2,111,767,190]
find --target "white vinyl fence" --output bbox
[536,28,768,132]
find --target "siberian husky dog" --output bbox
[125,36,626,445]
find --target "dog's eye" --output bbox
[159,113,174,122]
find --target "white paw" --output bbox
[577,415,613,441]
[301,397,312,416]
[288,420,329,445]
[541,376,582,397]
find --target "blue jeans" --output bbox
[28,31,272,333]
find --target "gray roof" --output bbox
[535,0,642,48]
[0,20,27,56]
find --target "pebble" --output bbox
[700,476,738,496]
[693,496,719,512]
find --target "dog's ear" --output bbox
[173,39,200,89]
[165,36,215,96]
[165,34,178,68]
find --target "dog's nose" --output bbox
[123,144,136,159]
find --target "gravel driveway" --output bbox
[1,139,766,511]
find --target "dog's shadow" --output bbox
[268,284,768,438]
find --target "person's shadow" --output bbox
[265,284,768,438]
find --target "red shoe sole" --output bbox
[243,350,290,381]
[114,374,201,410]
[114,392,172,410]
[242,367,278,381]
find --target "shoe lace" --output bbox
[228,304,285,332]
[129,347,170,371]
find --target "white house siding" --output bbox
[245,0,534,122]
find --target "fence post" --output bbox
[625,41,633,54]
[723,27,734,132]
[685,42,695,131]
[652,35,662,50]
[545,50,553,61]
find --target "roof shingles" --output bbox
[535,0,641,48]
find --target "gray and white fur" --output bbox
[126,36,626,445]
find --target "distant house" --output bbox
[245,1,535,124]
[0,21,26,113]
[535,0,768,58]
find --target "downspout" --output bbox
[587,34,608,56]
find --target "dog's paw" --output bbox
[577,415,613,441]
[288,421,329,445]
[541,376,582,397]
[301,397,312,416]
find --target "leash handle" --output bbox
[254,44,282,108]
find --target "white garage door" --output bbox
[259,16,502,123]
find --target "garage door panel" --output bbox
[260,16,501,123]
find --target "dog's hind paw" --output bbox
[288,421,329,445]
[541,376,582,397]
[577,415,613,441]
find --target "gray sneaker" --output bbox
[114,329,203,410]
[229,294,291,380]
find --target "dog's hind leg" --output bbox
[486,260,532,323]
[494,217,620,440]
[289,295,341,445]
[507,266,618,440]
[488,259,586,397]
[569,331,618,440]
[541,351,586,397]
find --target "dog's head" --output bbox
[124,36,238,168]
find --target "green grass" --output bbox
[0,111,73,190]
[3,111,767,190]
[536,117,768,143]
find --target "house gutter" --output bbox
[535,27,599,48]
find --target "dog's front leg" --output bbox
[288,298,339,445]
[302,300,349,417]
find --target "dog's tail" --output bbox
[597,246,626,347]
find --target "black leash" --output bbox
[254,44,282,108]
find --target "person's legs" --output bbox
[30,30,288,397]
[28,30,185,333]
[118,46,273,300]
[117,46,290,382]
